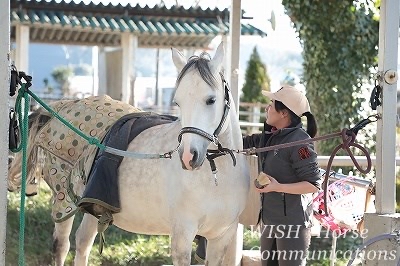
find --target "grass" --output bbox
[6,185,198,265]
[6,184,364,265]
[6,187,54,266]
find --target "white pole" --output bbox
[227,1,243,265]
[15,25,29,73]
[375,0,399,214]
[92,46,99,96]
[120,33,137,104]
[0,0,10,264]
[227,0,241,115]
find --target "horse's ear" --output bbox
[171,47,186,73]
[209,42,224,74]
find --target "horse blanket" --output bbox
[35,95,140,222]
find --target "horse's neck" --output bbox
[219,109,243,150]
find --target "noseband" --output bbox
[177,74,236,184]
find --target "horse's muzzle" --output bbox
[178,146,206,170]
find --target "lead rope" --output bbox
[10,71,32,266]
[10,72,181,260]
[14,82,180,159]
[206,143,237,185]
[236,115,378,216]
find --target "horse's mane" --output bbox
[8,108,52,191]
[176,51,219,89]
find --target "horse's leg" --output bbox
[53,215,75,266]
[206,222,240,266]
[170,222,197,266]
[74,214,98,266]
[222,224,243,266]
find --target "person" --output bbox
[195,86,321,265]
[243,85,322,266]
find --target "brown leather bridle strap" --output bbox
[240,131,343,155]
[238,115,379,156]
[237,115,379,216]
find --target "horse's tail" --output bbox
[8,108,52,194]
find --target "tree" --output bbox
[241,46,271,104]
[281,0,379,156]
[51,66,74,96]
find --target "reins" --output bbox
[234,114,379,216]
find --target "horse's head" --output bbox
[172,42,231,170]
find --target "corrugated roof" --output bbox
[10,0,267,48]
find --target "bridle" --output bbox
[177,74,236,185]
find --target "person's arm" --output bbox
[255,175,319,194]
[242,134,262,149]
[242,122,273,149]
[256,133,321,194]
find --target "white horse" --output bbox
[8,42,250,266]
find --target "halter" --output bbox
[177,74,236,185]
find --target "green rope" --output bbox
[11,84,107,266]
[15,84,30,266]
[27,90,106,150]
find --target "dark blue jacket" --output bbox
[243,122,321,227]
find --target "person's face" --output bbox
[265,100,281,126]
[265,100,285,128]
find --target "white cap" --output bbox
[262,86,311,117]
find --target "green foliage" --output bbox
[243,227,261,250]
[281,0,379,155]
[6,186,197,265]
[396,173,400,212]
[6,188,54,265]
[7,187,371,265]
[241,47,271,104]
[51,65,74,96]
[309,231,363,265]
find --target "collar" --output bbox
[265,122,303,136]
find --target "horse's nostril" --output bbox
[192,150,198,162]
[189,150,198,168]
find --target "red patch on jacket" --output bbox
[298,147,311,160]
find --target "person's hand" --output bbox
[254,174,282,193]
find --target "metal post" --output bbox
[363,1,400,265]
[0,0,10,264]
[375,0,399,214]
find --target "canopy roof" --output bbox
[10,0,267,49]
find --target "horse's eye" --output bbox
[173,100,179,107]
[206,97,216,105]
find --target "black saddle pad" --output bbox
[78,112,178,217]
